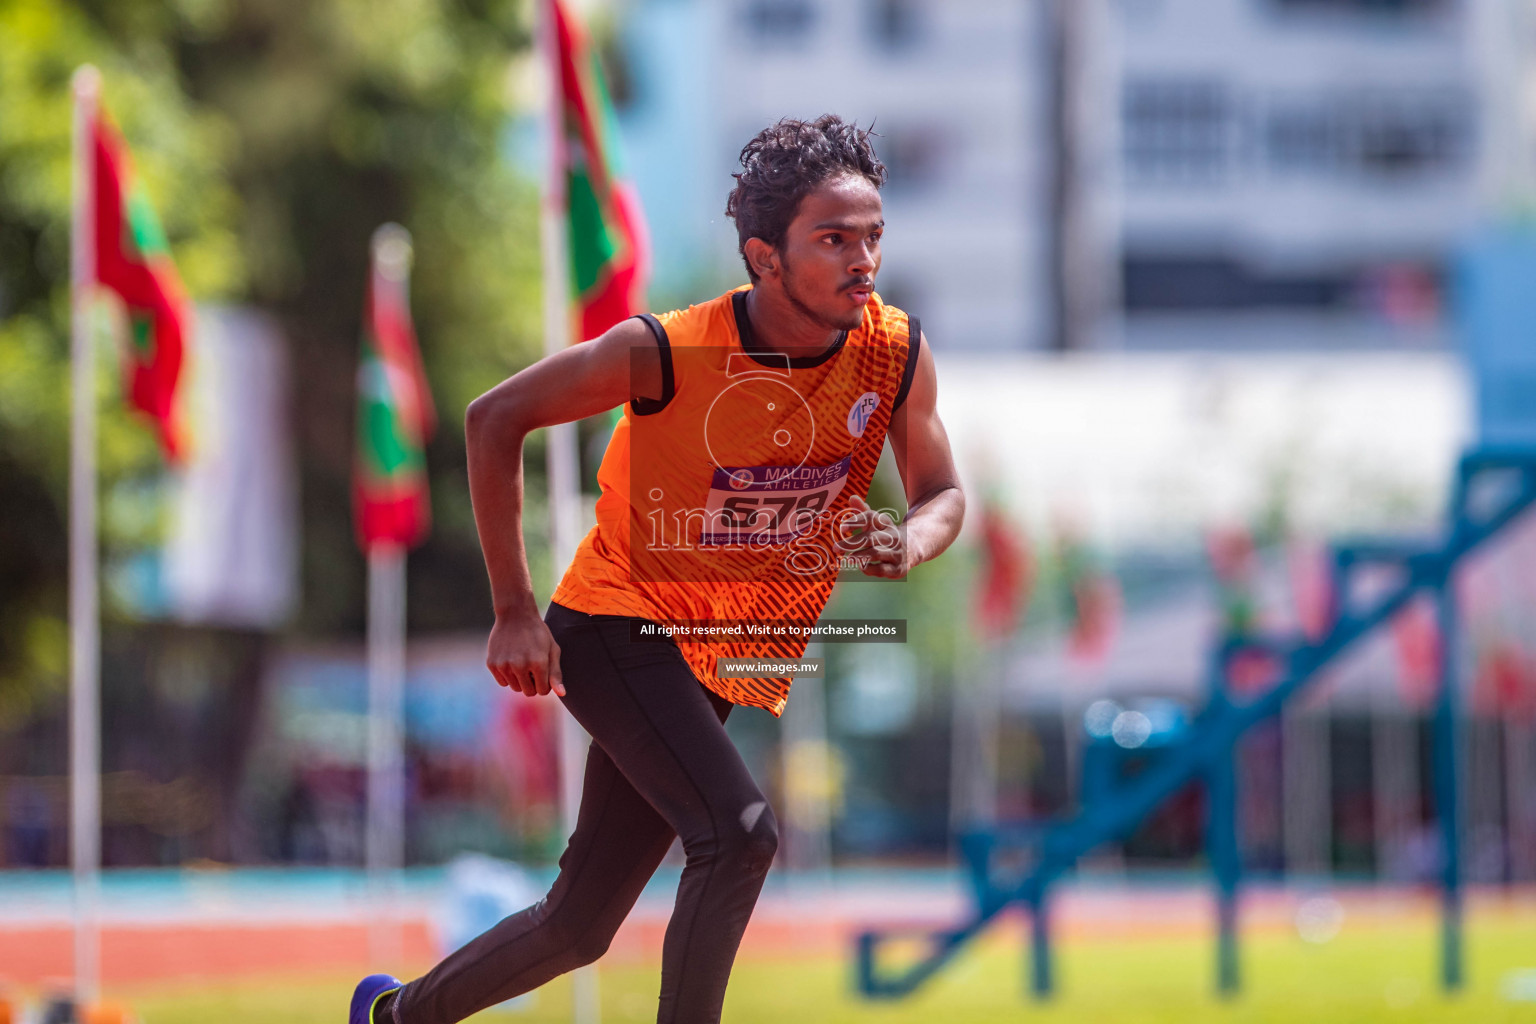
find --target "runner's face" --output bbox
[777,174,883,332]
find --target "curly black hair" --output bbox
[725,115,887,282]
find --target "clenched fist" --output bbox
[486,610,566,697]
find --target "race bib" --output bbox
[699,457,852,546]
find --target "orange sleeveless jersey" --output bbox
[551,285,919,715]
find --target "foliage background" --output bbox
[0,0,548,854]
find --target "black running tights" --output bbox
[382,601,778,1024]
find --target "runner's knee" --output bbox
[530,903,616,971]
[565,927,615,969]
[680,797,777,875]
[730,798,778,875]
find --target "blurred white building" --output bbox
[614,0,1536,353]
[1097,0,1535,351]
[616,0,1052,351]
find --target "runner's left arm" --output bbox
[847,330,965,578]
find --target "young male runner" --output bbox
[351,114,965,1024]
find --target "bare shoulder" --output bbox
[584,315,665,405]
[581,315,656,360]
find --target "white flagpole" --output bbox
[539,3,598,1021]
[538,12,581,567]
[366,541,407,966]
[69,63,103,1009]
[366,224,415,969]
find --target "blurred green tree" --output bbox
[0,0,544,862]
[0,0,543,725]
[0,0,244,724]
[163,0,544,636]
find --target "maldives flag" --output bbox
[553,0,650,341]
[1057,526,1120,664]
[1207,526,1260,638]
[91,114,191,461]
[353,229,435,551]
[1287,535,1336,643]
[975,496,1032,641]
[1391,598,1440,709]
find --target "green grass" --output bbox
[123,913,1536,1023]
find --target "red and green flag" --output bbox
[554,0,650,342]
[354,229,435,551]
[1207,526,1260,638]
[974,492,1033,641]
[1057,523,1120,664]
[91,113,191,461]
[1391,599,1440,708]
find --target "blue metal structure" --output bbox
[856,222,1536,1002]
[856,448,1536,1000]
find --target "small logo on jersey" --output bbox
[847,392,880,437]
[729,469,754,490]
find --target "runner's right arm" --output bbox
[464,317,665,697]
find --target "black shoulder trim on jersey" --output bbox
[629,313,675,416]
[893,316,921,411]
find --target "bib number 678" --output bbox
[720,488,830,533]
